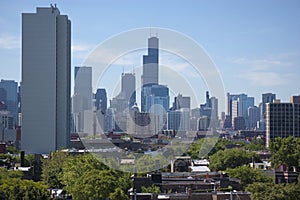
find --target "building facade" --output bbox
[121,73,136,108]
[248,106,260,129]
[95,88,107,113]
[261,93,276,130]
[141,36,159,86]
[73,66,92,133]
[266,97,300,147]
[0,80,18,125]
[21,6,71,154]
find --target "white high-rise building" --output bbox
[21,6,71,154]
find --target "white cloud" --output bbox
[231,57,291,70]
[160,56,190,72]
[230,54,297,87]
[243,71,293,87]
[86,48,143,66]
[71,44,95,52]
[0,35,20,49]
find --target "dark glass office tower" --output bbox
[141,36,159,86]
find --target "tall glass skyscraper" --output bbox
[95,88,107,113]
[140,36,169,131]
[0,80,18,125]
[121,73,136,108]
[141,36,159,86]
[21,6,71,154]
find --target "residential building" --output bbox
[266,96,300,147]
[21,6,71,154]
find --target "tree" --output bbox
[6,145,19,154]
[60,153,108,197]
[226,166,272,189]
[0,154,14,168]
[246,182,300,200]
[109,187,130,200]
[141,185,161,194]
[60,153,131,200]
[41,150,69,188]
[0,178,50,200]
[136,154,169,173]
[0,168,23,180]
[244,138,266,151]
[186,138,233,159]
[269,137,300,170]
[209,148,260,171]
[70,169,117,200]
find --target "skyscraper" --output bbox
[74,66,93,111]
[266,97,300,147]
[140,36,169,131]
[0,80,18,125]
[210,97,219,127]
[168,94,191,131]
[262,93,276,119]
[0,88,6,103]
[95,88,107,113]
[121,73,136,108]
[141,36,159,86]
[172,94,191,110]
[227,93,254,128]
[142,84,169,129]
[21,6,71,154]
[168,108,190,131]
[248,106,260,129]
[199,91,219,128]
[73,66,93,133]
[261,93,276,130]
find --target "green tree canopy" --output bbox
[141,185,161,194]
[186,138,233,159]
[209,148,260,171]
[0,168,23,180]
[269,136,300,170]
[109,188,130,200]
[0,178,49,200]
[226,166,272,189]
[60,153,131,200]
[41,150,69,188]
[246,182,300,200]
[136,154,169,173]
[244,138,266,151]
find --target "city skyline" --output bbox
[1,1,300,112]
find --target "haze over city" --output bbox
[1,0,300,112]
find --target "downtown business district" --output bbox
[0,6,299,200]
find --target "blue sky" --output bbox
[0,0,300,112]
